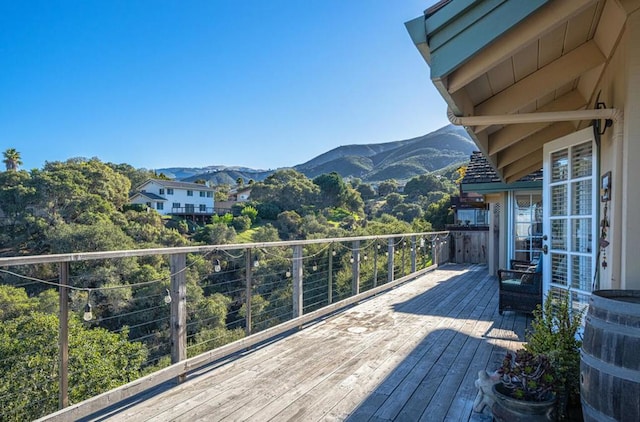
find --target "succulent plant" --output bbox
[498,349,556,402]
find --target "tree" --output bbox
[240,205,258,223]
[0,311,147,421]
[385,192,404,208]
[31,159,131,225]
[313,172,347,208]
[46,221,134,254]
[252,224,280,242]
[377,179,398,196]
[360,214,412,236]
[276,210,303,239]
[404,174,454,197]
[250,169,319,214]
[356,183,376,200]
[392,203,424,223]
[236,177,244,187]
[232,215,251,231]
[193,223,236,245]
[2,148,22,171]
[214,185,230,202]
[107,163,155,190]
[424,194,453,230]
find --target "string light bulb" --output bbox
[286,269,291,278]
[214,259,221,273]
[332,250,336,256]
[350,256,354,264]
[83,302,93,322]
[364,254,368,261]
[312,262,318,271]
[420,238,425,248]
[164,289,172,304]
[253,256,260,268]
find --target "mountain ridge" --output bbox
[157,124,475,185]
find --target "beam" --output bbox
[447,0,598,93]
[488,90,586,154]
[475,40,605,117]
[506,162,545,183]
[503,153,543,180]
[496,122,575,168]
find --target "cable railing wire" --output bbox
[0,231,449,421]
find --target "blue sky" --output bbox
[1,1,447,171]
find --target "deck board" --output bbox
[86,264,531,422]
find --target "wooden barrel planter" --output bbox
[580,290,640,422]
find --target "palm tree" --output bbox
[2,148,22,171]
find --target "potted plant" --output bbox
[492,349,556,421]
[525,293,583,420]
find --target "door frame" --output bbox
[542,126,598,303]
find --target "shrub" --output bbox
[525,293,584,419]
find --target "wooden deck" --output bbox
[86,264,531,422]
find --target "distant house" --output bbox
[214,186,252,215]
[130,179,215,221]
[451,151,543,274]
[231,186,252,202]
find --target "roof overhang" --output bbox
[461,180,541,195]
[407,0,636,183]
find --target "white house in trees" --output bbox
[129,179,215,221]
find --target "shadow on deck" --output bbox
[85,264,531,422]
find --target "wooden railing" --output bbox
[0,232,450,421]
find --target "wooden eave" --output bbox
[408,0,634,183]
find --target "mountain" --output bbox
[294,125,475,181]
[156,124,475,185]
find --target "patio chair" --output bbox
[497,259,542,315]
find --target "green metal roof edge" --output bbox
[405,16,427,46]
[416,0,549,79]
[461,180,542,194]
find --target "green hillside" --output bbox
[158,124,475,184]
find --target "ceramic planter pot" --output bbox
[492,383,556,422]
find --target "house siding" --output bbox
[132,180,215,217]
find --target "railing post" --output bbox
[411,236,417,273]
[58,262,69,410]
[292,245,303,318]
[433,239,439,267]
[328,245,333,304]
[387,238,395,283]
[401,239,406,276]
[352,240,360,296]
[245,249,252,335]
[373,244,378,288]
[170,253,187,382]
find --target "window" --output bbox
[187,190,193,196]
[185,204,195,213]
[199,191,205,197]
[167,188,174,195]
[511,191,543,263]
[172,202,180,209]
[199,204,206,212]
[207,191,213,198]
[457,209,488,226]
[157,202,164,210]
[146,202,152,207]
[159,188,165,195]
